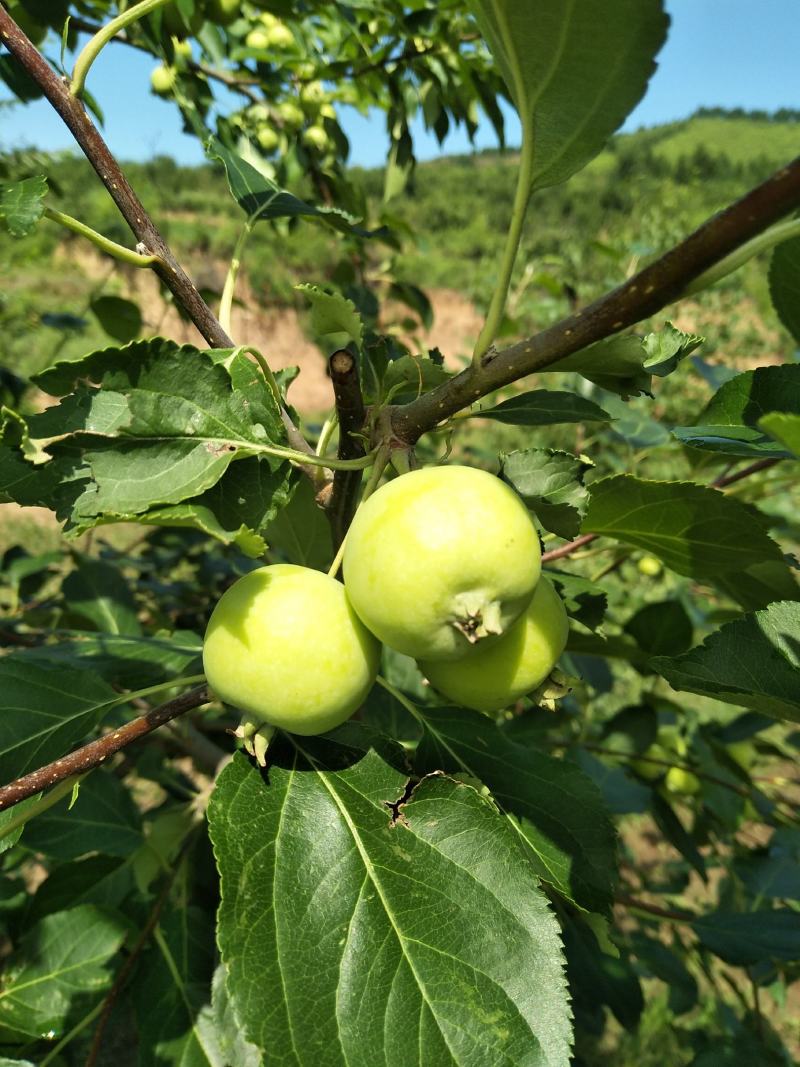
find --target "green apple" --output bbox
[203,564,381,735]
[663,766,701,796]
[245,26,271,48]
[631,743,670,781]
[276,100,305,128]
[264,22,295,49]
[150,64,178,95]
[172,39,193,62]
[637,555,662,577]
[343,465,542,661]
[256,126,280,152]
[726,740,757,771]
[207,0,239,25]
[419,578,568,713]
[301,124,330,151]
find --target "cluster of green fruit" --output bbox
[633,724,757,797]
[203,465,569,736]
[240,84,336,157]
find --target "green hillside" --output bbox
[643,115,800,167]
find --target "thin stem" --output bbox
[71,0,172,98]
[0,773,85,843]
[326,443,390,577]
[615,893,694,924]
[472,133,534,365]
[39,1000,105,1067]
[106,673,207,712]
[44,208,161,267]
[316,412,339,457]
[219,221,253,336]
[683,216,800,296]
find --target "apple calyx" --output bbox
[450,593,504,644]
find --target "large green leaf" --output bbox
[759,411,800,457]
[0,906,125,1038]
[208,735,572,1066]
[475,390,611,427]
[652,601,800,724]
[693,910,800,966]
[414,706,618,915]
[502,448,591,539]
[769,234,800,344]
[28,341,290,533]
[22,771,144,860]
[0,176,47,237]
[582,476,784,578]
[471,0,668,191]
[0,658,116,783]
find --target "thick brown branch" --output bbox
[0,685,210,812]
[392,156,800,443]
[328,349,367,546]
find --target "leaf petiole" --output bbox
[70,0,173,98]
[44,207,161,267]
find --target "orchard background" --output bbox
[0,2,799,1065]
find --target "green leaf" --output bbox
[759,411,800,457]
[194,966,261,1067]
[551,322,702,398]
[18,630,202,689]
[769,234,800,344]
[0,905,125,1038]
[208,138,375,236]
[415,706,618,914]
[476,389,612,427]
[652,601,800,724]
[583,476,785,578]
[208,738,572,1066]
[672,424,788,458]
[712,559,800,612]
[29,341,288,529]
[383,353,451,401]
[296,283,364,354]
[62,558,141,635]
[0,176,47,237]
[0,409,69,509]
[263,476,333,570]
[22,770,144,860]
[625,600,693,657]
[27,856,134,922]
[564,917,643,1032]
[471,0,668,191]
[90,295,142,344]
[546,570,608,632]
[693,910,800,966]
[0,658,116,783]
[501,448,591,539]
[132,907,217,1067]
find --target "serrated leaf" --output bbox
[476,390,612,427]
[208,736,572,1066]
[551,322,701,398]
[383,353,451,401]
[564,917,643,1032]
[0,658,116,783]
[208,138,374,236]
[672,424,788,458]
[583,476,784,578]
[712,559,800,613]
[471,0,668,191]
[22,770,143,860]
[769,234,800,344]
[502,448,590,539]
[263,476,333,569]
[194,966,261,1067]
[0,905,125,1037]
[0,409,69,508]
[90,295,142,344]
[693,910,800,966]
[0,176,47,237]
[759,412,800,457]
[652,601,800,724]
[296,284,364,354]
[546,570,607,632]
[414,706,617,914]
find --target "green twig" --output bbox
[472,134,534,365]
[219,221,253,336]
[71,0,173,98]
[683,216,800,296]
[44,207,161,267]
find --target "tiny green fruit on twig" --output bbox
[150,63,178,95]
[71,0,175,98]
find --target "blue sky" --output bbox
[1,0,798,168]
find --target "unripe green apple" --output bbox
[203,564,381,735]
[245,26,271,48]
[256,126,280,152]
[420,578,568,713]
[301,124,330,151]
[663,766,701,796]
[631,742,670,781]
[150,64,178,95]
[264,22,295,49]
[300,80,326,105]
[276,100,304,128]
[637,555,662,577]
[343,466,542,661]
[207,0,239,25]
[172,39,193,62]
[726,740,756,771]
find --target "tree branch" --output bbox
[0,685,210,812]
[328,349,367,546]
[392,156,800,443]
